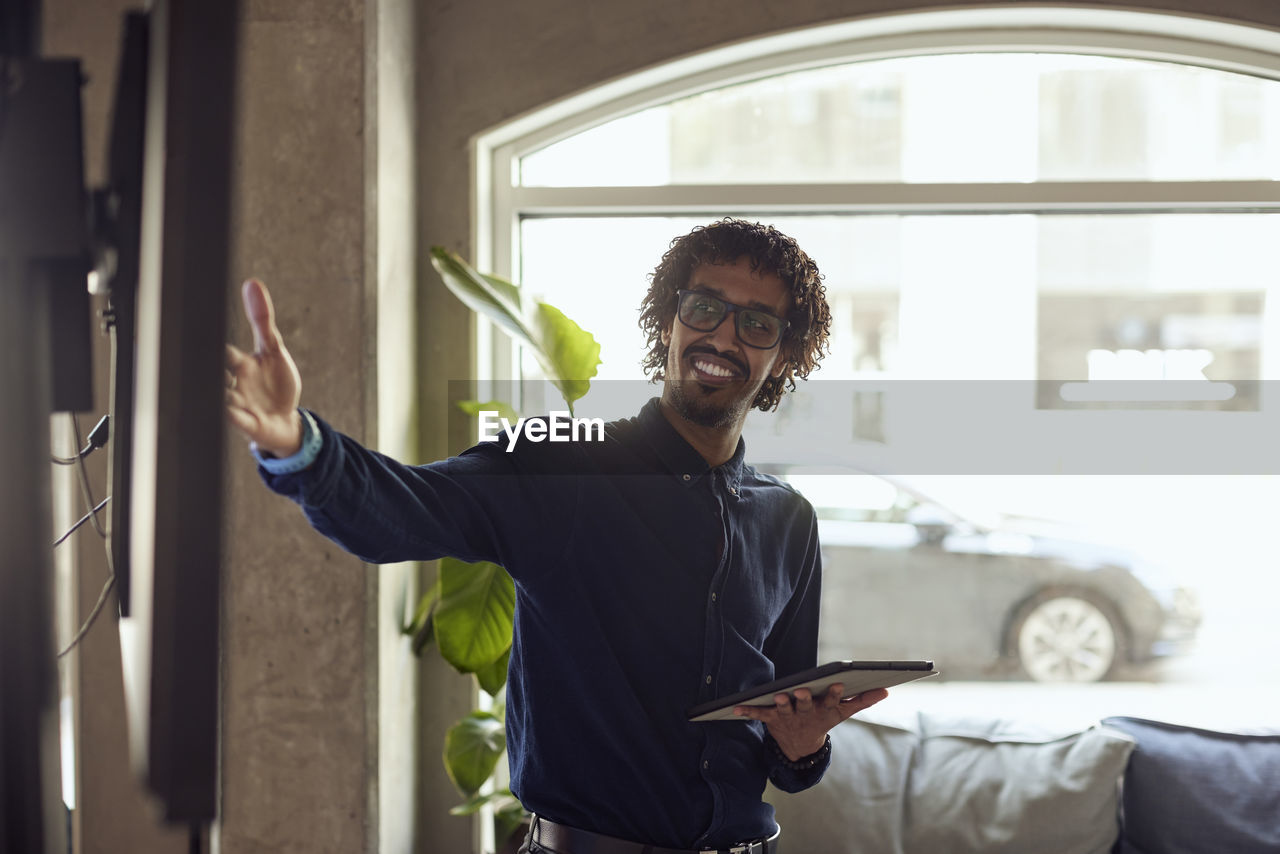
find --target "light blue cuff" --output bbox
[254,410,322,474]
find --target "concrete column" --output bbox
[220,1,375,852]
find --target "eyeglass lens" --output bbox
[678,291,785,348]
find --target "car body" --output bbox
[767,470,1202,682]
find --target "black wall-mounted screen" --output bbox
[116,0,238,824]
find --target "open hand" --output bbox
[225,279,303,457]
[734,684,888,760]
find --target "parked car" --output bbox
[766,469,1202,682]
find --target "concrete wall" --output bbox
[42,1,1280,853]
[220,1,375,852]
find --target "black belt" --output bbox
[528,816,780,854]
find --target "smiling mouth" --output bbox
[688,352,746,385]
[694,359,735,378]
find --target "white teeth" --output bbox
[694,360,734,378]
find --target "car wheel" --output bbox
[1009,590,1124,683]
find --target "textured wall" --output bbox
[220,1,373,853]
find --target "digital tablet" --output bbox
[687,660,938,722]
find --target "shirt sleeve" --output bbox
[761,503,831,792]
[254,409,577,583]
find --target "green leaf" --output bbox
[405,578,441,656]
[448,789,528,846]
[433,558,516,674]
[443,711,506,797]
[404,578,439,636]
[474,647,510,697]
[457,399,520,424]
[429,248,601,413]
[530,302,602,414]
[411,612,436,656]
[430,248,535,353]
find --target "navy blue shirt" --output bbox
[260,398,828,849]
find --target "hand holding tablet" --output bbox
[687,660,938,722]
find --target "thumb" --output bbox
[242,278,283,355]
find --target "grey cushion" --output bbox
[1102,716,1280,854]
[770,714,1135,854]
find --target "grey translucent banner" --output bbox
[446,380,1280,474]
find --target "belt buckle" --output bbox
[699,844,757,854]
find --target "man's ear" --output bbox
[770,358,787,379]
[661,327,671,347]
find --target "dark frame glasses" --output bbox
[675,289,790,349]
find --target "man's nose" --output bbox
[705,310,741,351]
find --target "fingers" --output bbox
[736,685,890,723]
[224,394,258,436]
[226,342,250,370]
[792,688,815,714]
[731,696,790,721]
[837,687,889,721]
[242,278,282,355]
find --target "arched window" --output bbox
[473,8,1280,726]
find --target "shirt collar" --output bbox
[636,398,746,490]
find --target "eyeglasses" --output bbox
[675,289,790,349]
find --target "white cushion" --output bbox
[769,713,1135,854]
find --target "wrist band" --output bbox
[767,733,830,771]
[255,409,322,474]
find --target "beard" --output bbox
[664,377,755,429]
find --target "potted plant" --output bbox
[403,248,601,850]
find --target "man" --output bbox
[226,219,887,853]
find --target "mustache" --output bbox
[682,344,748,376]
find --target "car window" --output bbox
[783,473,921,524]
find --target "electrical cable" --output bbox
[54,414,118,658]
[50,414,109,467]
[71,413,109,537]
[52,496,110,548]
[57,574,114,660]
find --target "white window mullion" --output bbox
[509,181,1280,217]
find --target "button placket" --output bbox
[699,470,731,706]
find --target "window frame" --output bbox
[474,6,1280,280]
[458,2,1280,764]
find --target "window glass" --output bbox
[518,211,1280,725]
[506,44,1280,729]
[521,213,1275,395]
[520,54,1280,186]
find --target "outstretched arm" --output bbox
[225,279,304,458]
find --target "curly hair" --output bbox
[638,218,831,412]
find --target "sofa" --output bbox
[768,710,1280,853]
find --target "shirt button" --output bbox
[682,474,691,481]
[710,592,717,603]
[705,675,712,684]
[703,760,710,770]
[729,486,738,495]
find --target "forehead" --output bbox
[687,258,789,315]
